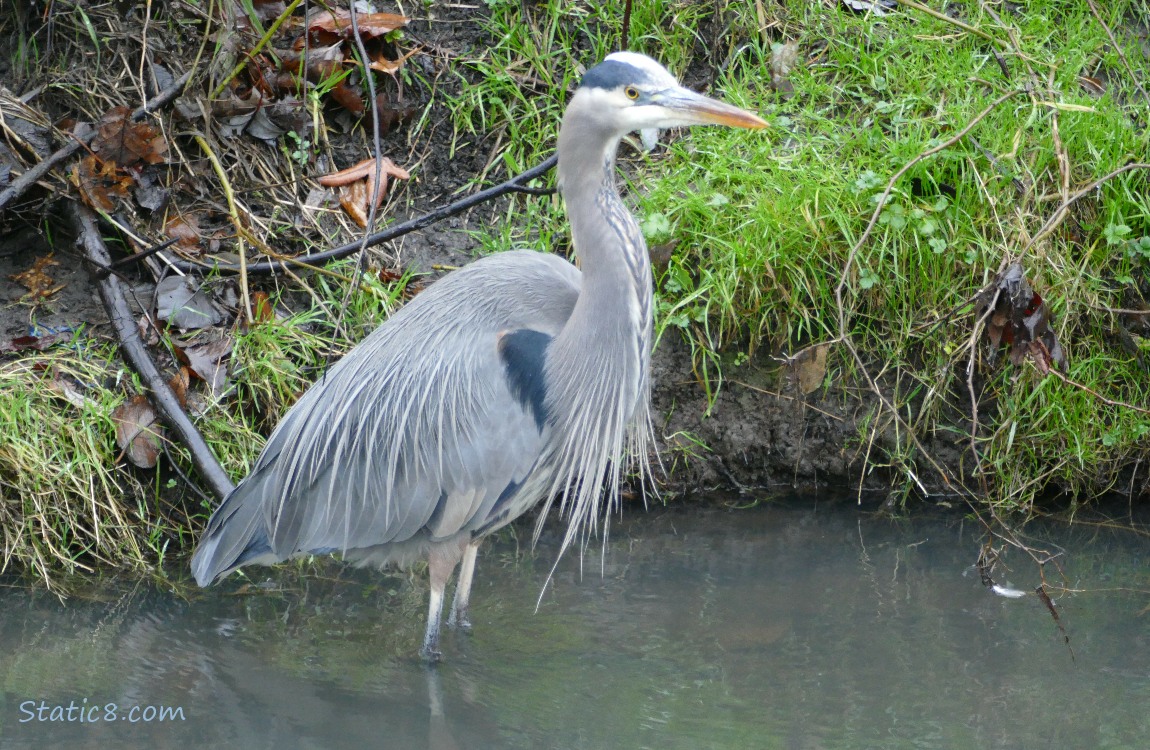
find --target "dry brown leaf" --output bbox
[317,156,410,186]
[368,47,420,75]
[1078,76,1106,96]
[975,263,1068,372]
[338,179,370,228]
[372,92,418,134]
[165,214,202,251]
[248,0,287,23]
[321,157,410,226]
[280,43,345,83]
[112,394,164,469]
[169,367,191,408]
[791,343,829,395]
[46,372,96,410]
[9,253,64,301]
[90,105,167,168]
[328,81,365,115]
[176,337,234,396]
[306,10,409,45]
[74,155,133,211]
[250,291,274,323]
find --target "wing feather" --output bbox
[191,251,580,584]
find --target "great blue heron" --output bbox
[192,52,765,659]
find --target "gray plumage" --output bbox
[192,52,766,659]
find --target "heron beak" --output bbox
[658,87,767,129]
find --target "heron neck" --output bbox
[549,103,653,424]
[556,108,653,327]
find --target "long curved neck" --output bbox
[535,90,656,557]
[552,100,653,377]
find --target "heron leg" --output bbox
[420,538,469,661]
[447,540,480,630]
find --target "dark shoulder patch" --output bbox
[581,59,644,91]
[498,329,551,431]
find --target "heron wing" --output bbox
[192,251,580,584]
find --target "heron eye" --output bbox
[624,85,640,100]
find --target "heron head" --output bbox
[577,52,767,134]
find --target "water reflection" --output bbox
[1,501,1148,749]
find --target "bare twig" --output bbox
[68,202,236,501]
[1039,351,1150,416]
[173,154,560,275]
[894,0,1005,48]
[1019,163,1150,256]
[0,70,193,212]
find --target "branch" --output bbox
[0,70,193,213]
[68,202,236,501]
[172,154,560,275]
[1019,162,1150,255]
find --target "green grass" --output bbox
[0,344,149,583]
[0,261,410,586]
[446,0,1150,513]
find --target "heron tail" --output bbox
[191,485,274,586]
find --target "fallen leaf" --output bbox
[328,81,365,116]
[90,105,167,168]
[46,371,97,410]
[369,46,420,75]
[168,366,191,408]
[338,179,370,227]
[165,214,202,251]
[789,343,830,395]
[841,0,897,15]
[320,156,410,226]
[280,43,345,83]
[112,394,164,469]
[155,275,224,330]
[770,42,799,96]
[248,0,287,23]
[318,156,410,186]
[975,263,1068,372]
[176,336,234,396]
[1,330,69,355]
[250,291,274,322]
[9,254,64,301]
[372,92,418,134]
[1078,76,1106,96]
[306,10,409,45]
[74,155,133,211]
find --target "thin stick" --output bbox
[69,202,235,501]
[1085,0,1150,108]
[834,89,1023,311]
[1019,163,1150,255]
[895,0,1002,46]
[174,153,560,275]
[0,70,193,212]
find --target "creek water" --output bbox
[1,499,1147,749]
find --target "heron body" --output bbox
[192,52,765,659]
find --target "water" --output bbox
[1,500,1147,749]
